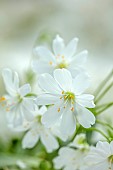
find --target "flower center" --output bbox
[64,91,75,102]
[108,155,113,163]
[17,95,23,103]
[36,115,42,123]
[56,62,68,69]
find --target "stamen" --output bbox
[64,96,67,99]
[0,96,6,102]
[71,107,74,112]
[62,55,65,59]
[6,108,10,111]
[49,61,53,65]
[62,91,64,94]
[58,108,60,112]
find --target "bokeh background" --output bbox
[0,0,113,155]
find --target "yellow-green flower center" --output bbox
[108,155,113,163]
[36,115,42,123]
[56,62,68,69]
[63,92,75,106]
[17,95,23,103]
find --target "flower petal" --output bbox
[2,68,19,96]
[60,107,76,137]
[18,84,31,97]
[54,69,72,91]
[110,141,113,154]
[7,105,23,127]
[76,94,95,108]
[73,73,90,95]
[53,35,64,56]
[32,60,54,75]
[85,161,109,170]
[41,101,64,128]
[40,129,59,153]
[96,141,111,157]
[34,46,55,62]
[38,73,61,94]
[53,147,75,169]
[70,50,88,67]
[22,130,39,149]
[38,106,47,116]
[64,37,78,58]
[76,104,95,128]
[37,94,60,105]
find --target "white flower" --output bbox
[32,35,88,77]
[37,68,95,138]
[69,133,89,149]
[22,106,59,153]
[53,146,88,170]
[85,141,113,170]
[2,68,35,127]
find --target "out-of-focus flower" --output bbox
[37,69,95,138]
[32,35,88,77]
[53,146,88,170]
[22,106,59,153]
[2,68,35,127]
[69,133,89,149]
[85,141,113,170]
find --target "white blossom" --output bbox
[53,146,88,170]
[37,68,95,138]
[22,106,59,153]
[69,133,89,149]
[2,68,35,127]
[32,35,88,77]
[85,141,113,170]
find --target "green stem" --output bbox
[95,102,113,110]
[95,81,113,104]
[96,120,113,131]
[86,127,109,141]
[95,103,113,115]
[94,69,113,99]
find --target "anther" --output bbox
[71,107,74,112]
[58,108,60,112]
[6,108,10,112]
[0,96,6,102]
[62,91,64,94]
[49,61,53,65]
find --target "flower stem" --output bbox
[95,102,113,110]
[95,102,113,115]
[94,69,113,100]
[95,81,113,104]
[86,127,109,141]
[96,120,113,131]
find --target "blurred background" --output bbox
[0,0,113,167]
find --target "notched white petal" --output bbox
[53,35,65,56]
[18,84,31,97]
[76,104,95,128]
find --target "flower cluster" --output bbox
[1,35,113,170]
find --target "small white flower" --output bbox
[2,68,35,127]
[53,146,88,170]
[69,133,89,149]
[85,141,113,170]
[32,35,88,77]
[37,68,95,138]
[22,106,59,153]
